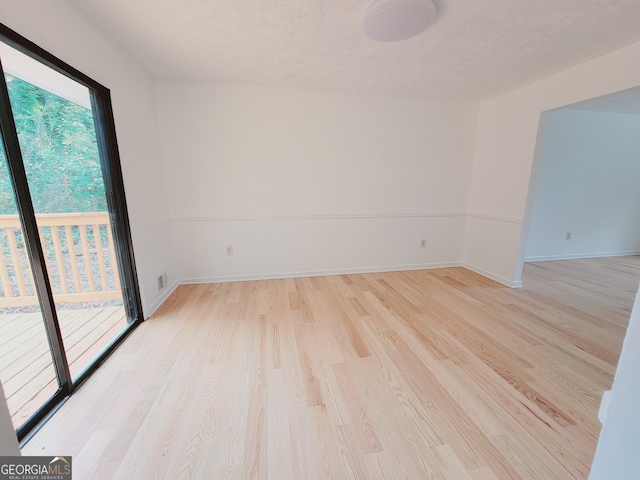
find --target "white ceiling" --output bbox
[69,0,640,101]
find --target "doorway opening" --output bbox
[515,85,640,288]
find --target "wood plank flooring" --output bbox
[21,257,640,479]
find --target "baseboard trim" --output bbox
[524,250,640,262]
[143,281,180,319]
[146,261,525,316]
[461,262,520,288]
[180,262,461,285]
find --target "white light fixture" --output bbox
[363,0,436,42]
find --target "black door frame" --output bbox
[0,23,143,444]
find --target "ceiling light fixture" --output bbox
[363,0,436,42]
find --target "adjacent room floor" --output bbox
[21,256,640,479]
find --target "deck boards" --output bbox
[20,256,640,479]
[0,306,127,428]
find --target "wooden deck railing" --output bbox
[0,212,121,307]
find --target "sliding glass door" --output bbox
[0,138,61,430]
[0,24,142,442]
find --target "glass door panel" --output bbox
[0,137,58,430]
[1,43,128,381]
[0,24,141,441]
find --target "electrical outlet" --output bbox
[225,246,233,255]
[162,272,168,287]
[566,232,572,240]
[420,239,427,248]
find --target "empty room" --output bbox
[1,0,640,479]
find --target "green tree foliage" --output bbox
[0,74,107,214]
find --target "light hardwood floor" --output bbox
[21,256,640,479]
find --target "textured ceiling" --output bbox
[69,0,640,101]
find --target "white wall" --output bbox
[0,381,19,456]
[462,39,640,477]
[463,40,640,286]
[155,82,478,282]
[525,109,640,261]
[590,286,640,479]
[0,0,175,316]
